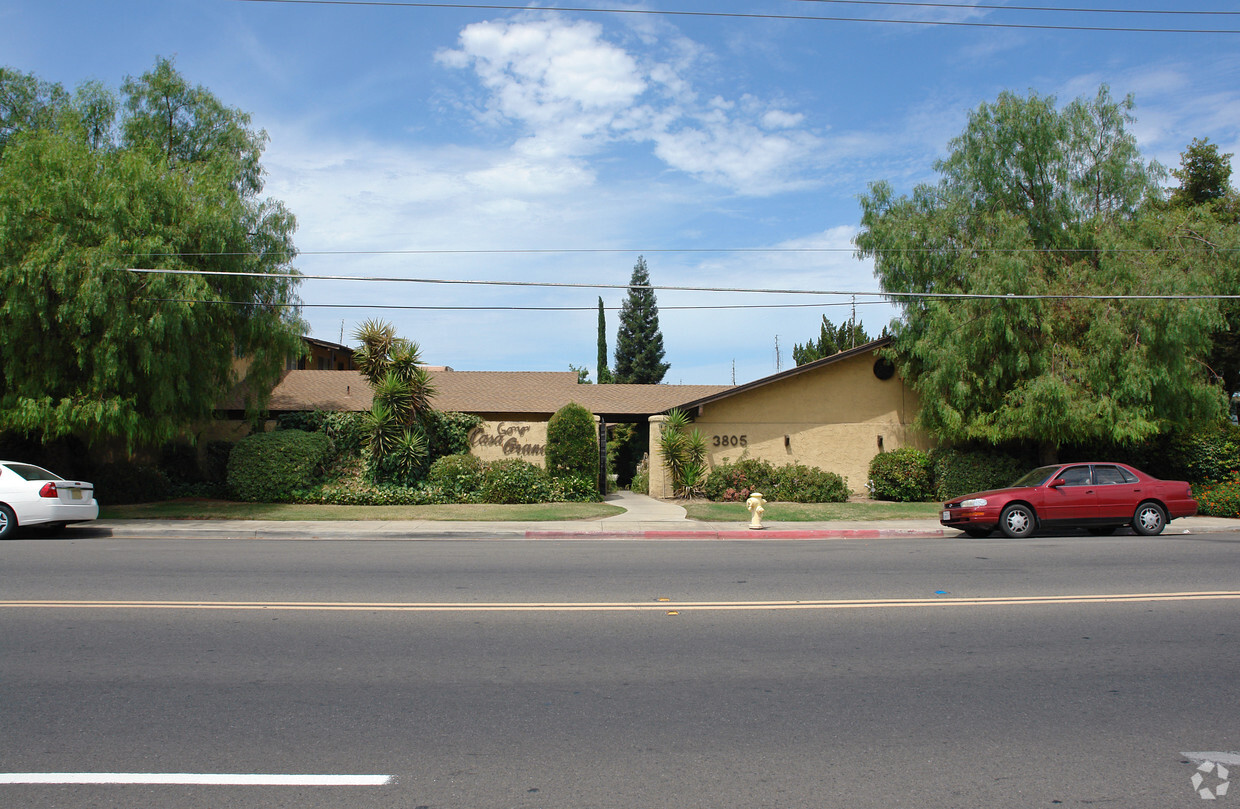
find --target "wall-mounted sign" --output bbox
[469,421,546,459]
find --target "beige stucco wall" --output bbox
[648,351,930,497]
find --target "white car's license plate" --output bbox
[942,510,951,521]
[71,489,82,500]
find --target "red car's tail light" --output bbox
[38,482,59,498]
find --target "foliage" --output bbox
[545,402,598,482]
[613,256,670,384]
[929,446,1031,500]
[420,410,482,461]
[425,453,485,500]
[480,458,553,504]
[597,297,613,384]
[1193,474,1240,518]
[703,457,776,501]
[94,460,172,505]
[0,60,305,448]
[658,409,707,497]
[868,448,935,502]
[792,316,872,366]
[608,421,647,487]
[767,464,850,503]
[1162,425,1240,483]
[701,457,848,503]
[857,86,1227,460]
[1170,137,1237,211]
[629,454,650,494]
[226,429,333,502]
[352,319,438,484]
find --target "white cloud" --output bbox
[437,17,824,195]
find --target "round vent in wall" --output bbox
[873,358,895,380]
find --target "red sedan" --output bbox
[941,462,1197,538]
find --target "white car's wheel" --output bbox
[0,504,16,539]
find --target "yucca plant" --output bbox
[659,409,708,497]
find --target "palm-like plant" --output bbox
[659,409,708,497]
[353,319,440,483]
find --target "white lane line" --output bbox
[0,773,393,785]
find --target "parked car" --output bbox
[941,462,1197,538]
[0,461,99,539]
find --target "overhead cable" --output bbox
[231,0,1240,34]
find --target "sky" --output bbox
[4,0,1239,384]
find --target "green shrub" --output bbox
[295,482,435,506]
[629,455,650,494]
[546,402,599,482]
[1193,475,1240,517]
[480,458,553,504]
[930,447,1029,500]
[868,447,934,502]
[426,453,485,499]
[1165,425,1240,483]
[203,441,233,484]
[548,473,602,502]
[94,461,172,505]
[769,464,849,503]
[320,411,367,459]
[421,411,484,461]
[227,429,334,502]
[702,458,777,501]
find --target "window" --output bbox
[1057,465,1092,486]
[1093,465,1127,485]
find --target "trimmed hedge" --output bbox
[545,402,598,482]
[480,458,552,504]
[702,458,848,503]
[929,447,1029,500]
[426,453,485,500]
[227,429,334,502]
[868,447,934,502]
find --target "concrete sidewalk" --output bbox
[78,489,1240,541]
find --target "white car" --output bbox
[0,461,99,538]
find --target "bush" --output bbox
[702,458,777,501]
[548,473,602,502]
[1194,474,1240,517]
[227,429,334,502]
[629,454,650,494]
[701,458,847,502]
[94,461,172,505]
[769,464,849,503]
[545,402,599,482]
[426,453,485,499]
[868,447,934,502]
[421,411,484,461]
[480,458,553,504]
[1164,425,1240,484]
[930,447,1029,500]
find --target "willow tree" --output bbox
[0,59,304,448]
[856,86,1225,461]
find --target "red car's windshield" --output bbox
[1009,466,1060,488]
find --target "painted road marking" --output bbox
[0,773,392,785]
[2,591,1239,612]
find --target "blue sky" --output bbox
[4,0,1239,383]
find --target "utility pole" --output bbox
[775,335,782,372]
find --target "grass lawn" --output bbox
[682,500,944,522]
[101,500,626,522]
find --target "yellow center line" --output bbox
[3,591,1240,612]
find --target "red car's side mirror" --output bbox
[1049,478,1065,488]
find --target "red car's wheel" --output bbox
[999,503,1036,538]
[1132,502,1166,536]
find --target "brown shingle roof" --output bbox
[222,369,730,419]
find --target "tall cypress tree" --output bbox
[596,297,613,383]
[613,256,670,384]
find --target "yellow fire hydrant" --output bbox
[746,492,767,530]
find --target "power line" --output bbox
[126,270,1240,301]
[791,0,1240,17]
[231,0,1240,34]
[149,298,888,310]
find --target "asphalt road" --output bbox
[3,532,1239,808]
